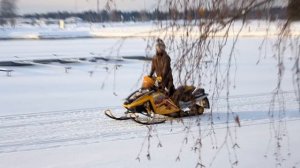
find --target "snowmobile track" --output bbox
[0,91,299,154]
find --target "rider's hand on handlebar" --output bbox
[157,76,162,83]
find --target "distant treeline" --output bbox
[23,7,287,23]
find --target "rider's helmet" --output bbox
[155,38,166,54]
[142,76,155,89]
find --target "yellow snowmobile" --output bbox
[105,76,210,125]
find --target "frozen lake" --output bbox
[0,38,152,115]
[0,36,299,168]
[0,37,295,115]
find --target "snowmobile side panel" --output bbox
[123,94,152,110]
[123,91,180,115]
[149,92,180,115]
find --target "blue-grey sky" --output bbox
[18,0,157,14]
[17,0,285,14]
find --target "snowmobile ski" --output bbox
[105,110,166,125]
[130,113,167,125]
[104,110,131,120]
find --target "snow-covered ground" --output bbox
[0,23,299,167]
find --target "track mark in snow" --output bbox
[0,92,299,153]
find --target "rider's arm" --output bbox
[162,56,171,85]
[149,57,155,77]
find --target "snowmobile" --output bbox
[105,76,210,125]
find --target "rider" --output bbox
[149,38,175,96]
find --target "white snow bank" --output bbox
[0,20,300,40]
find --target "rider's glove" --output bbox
[157,76,162,83]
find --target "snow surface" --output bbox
[0,23,299,168]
